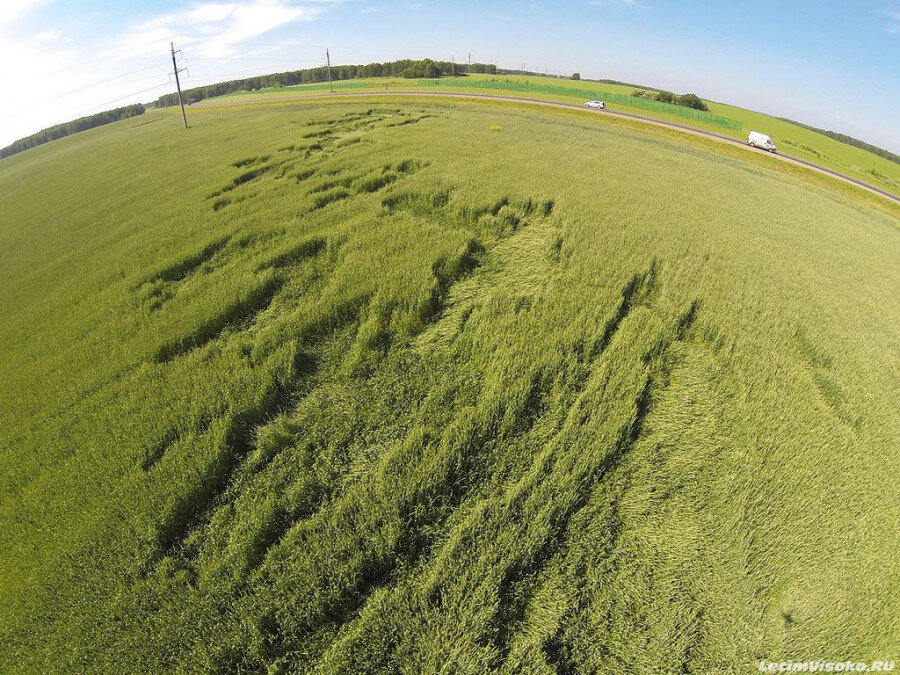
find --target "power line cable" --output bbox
[70,82,173,118]
[10,48,452,129]
[178,54,330,85]
[34,53,126,78]
[180,64,310,83]
[46,62,170,99]
[184,56,324,63]
[6,62,171,117]
[197,41,325,49]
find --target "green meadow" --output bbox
[207,73,900,194]
[0,99,897,672]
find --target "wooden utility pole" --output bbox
[451,54,455,77]
[326,49,333,93]
[170,42,188,129]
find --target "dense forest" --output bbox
[776,117,900,165]
[0,104,145,159]
[155,59,498,107]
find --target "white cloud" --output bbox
[0,0,337,148]
[0,0,52,26]
[187,3,239,23]
[0,34,94,145]
[112,0,327,59]
[888,11,900,35]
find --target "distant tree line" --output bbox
[155,59,499,107]
[495,69,652,90]
[632,89,709,111]
[775,118,899,166]
[11,60,893,168]
[1,104,145,159]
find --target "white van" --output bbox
[584,100,605,110]
[748,131,776,152]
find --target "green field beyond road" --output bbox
[205,73,900,195]
[1,99,898,672]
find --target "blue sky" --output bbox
[1,0,898,151]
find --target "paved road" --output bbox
[196,90,900,205]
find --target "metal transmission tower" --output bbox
[169,42,188,129]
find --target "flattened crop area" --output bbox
[0,101,897,673]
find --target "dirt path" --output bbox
[196,90,900,204]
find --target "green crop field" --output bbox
[206,73,900,195]
[0,98,898,673]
